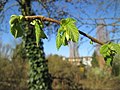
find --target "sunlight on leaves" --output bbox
[31,19,47,47]
[10,15,24,38]
[100,42,120,66]
[56,18,79,49]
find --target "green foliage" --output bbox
[9,9,53,90]
[9,15,52,90]
[100,42,120,66]
[10,15,48,47]
[10,16,79,50]
[85,67,112,90]
[90,40,93,44]
[23,23,52,90]
[30,19,47,47]
[10,15,24,38]
[56,18,79,49]
[26,39,52,90]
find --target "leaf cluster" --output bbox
[30,19,47,47]
[10,15,79,49]
[10,15,48,47]
[56,18,79,49]
[10,15,24,38]
[100,42,120,66]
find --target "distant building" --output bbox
[68,56,92,67]
[81,56,92,67]
[69,57,80,66]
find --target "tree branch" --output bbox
[78,31,104,45]
[25,16,60,24]
[25,15,104,45]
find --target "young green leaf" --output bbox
[9,15,19,25]
[61,18,76,26]
[100,44,109,56]
[109,42,120,54]
[9,15,24,38]
[10,22,24,38]
[30,20,36,25]
[62,32,68,46]
[56,18,79,50]
[62,18,79,42]
[19,15,24,20]
[90,40,93,44]
[10,15,24,38]
[100,42,120,66]
[56,33,62,49]
[106,58,112,66]
[34,20,47,47]
[66,32,69,41]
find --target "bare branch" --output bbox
[25,15,60,24]
[78,31,104,45]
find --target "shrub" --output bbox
[0,45,29,90]
[83,67,112,90]
[47,54,83,90]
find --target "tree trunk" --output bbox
[96,55,105,69]
[19,0,52,90]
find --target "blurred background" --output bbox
[0,0,120,90]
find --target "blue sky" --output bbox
[0,0,120,58]
[43,35,94,57]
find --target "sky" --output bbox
[0,29,94,57]
[0,0,120,58]
[43,35,94,57]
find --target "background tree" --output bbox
[0,0,120,89]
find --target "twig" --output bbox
[25,16,60,24]
[78,31,104,45]
[25,15,105,45]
